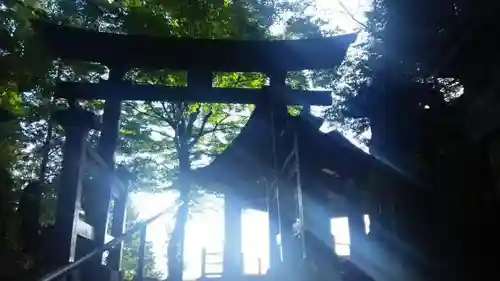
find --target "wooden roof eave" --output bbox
[32,20,357,73]
[191,104,274,198]
[296,123,372,179]
[193,106,413,201]
[193,108,372,195]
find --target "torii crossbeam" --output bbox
[33,20,355,105]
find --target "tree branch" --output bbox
[335,0,370,31]
[171,102,185,124]
[126,102,164,121]
[150,128,175,139]
[145,102,176,129]
[189,114,230,147]
[159,102,178,129]
[188,111,213,148]
[185,107,202,138]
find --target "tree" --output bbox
[0,91,24,277]
[0,2,54,276]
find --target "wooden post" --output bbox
[267,71,298,270]
[53,108,96,265]
[88,68,125,264]
[201,248,207,277]
[90,99,122,244]
[108,195,127,269]
[266,72,284,273]
[136,226,147,281]
[108,167,132,270]
[292,132,306,261]
[267,182,280,271]
[345,179,366,263]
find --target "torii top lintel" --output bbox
[33,20,356,74]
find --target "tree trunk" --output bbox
[167,136,191,281]
[167,189,189,281]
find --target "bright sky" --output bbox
[132,1,372,279]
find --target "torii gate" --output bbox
[32,20,356,281]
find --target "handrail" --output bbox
[200,250,266,277]
[38,206,173,281]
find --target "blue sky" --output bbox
[132,0,372,279]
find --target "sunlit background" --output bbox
[132,0,372,279]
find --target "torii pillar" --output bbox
[223,190,243,276]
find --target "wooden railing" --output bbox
[200,249,263,277]
[37,207,171,281]
[201,249,223,277]
[198,242,353,278]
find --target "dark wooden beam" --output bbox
[53,109,91,264]
[95,68,125,270]
[56,82,333,106]
[33,20,356,73]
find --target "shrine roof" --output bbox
[191,103,388,201]
[32,20,356,73]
